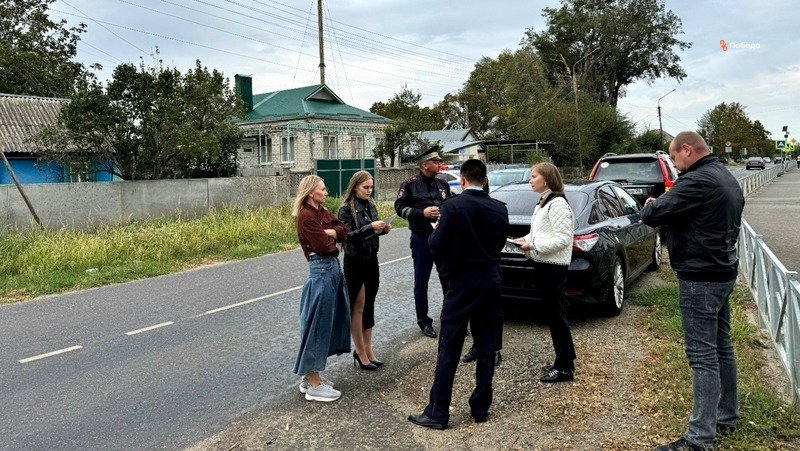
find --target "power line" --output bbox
[258,0,476,64]
[152,0,469,77]
[56,8,460,89]
[62,0,150,56]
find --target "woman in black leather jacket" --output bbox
[338,171,391,370]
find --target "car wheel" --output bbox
[604,255,625,316]
[647,232,662,271]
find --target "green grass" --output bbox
[0,198,404,303]
[629,273,800,450]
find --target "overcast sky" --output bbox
[49,0,799,143]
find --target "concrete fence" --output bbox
[0,167,416,233]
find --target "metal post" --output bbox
[0,150,43,228]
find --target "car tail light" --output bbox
[659,160,674,192]
[573,233,599,252]
[588,162,600,180]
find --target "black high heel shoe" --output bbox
[370,358,384,367]
[353,351,378,371]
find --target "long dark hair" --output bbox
[342,170,374,228]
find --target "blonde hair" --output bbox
[292,175,324,216]
[532,162,564,193]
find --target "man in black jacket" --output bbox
[641,131,744,451]
[395,145,451,338]
[408,159,509,430]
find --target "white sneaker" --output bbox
[304,383,341,402]
[298,375,335,394]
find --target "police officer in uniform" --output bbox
[395,144,451,338]
[408,158,509,429]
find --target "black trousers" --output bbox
[532,262,575,371]
[423,271,501,424]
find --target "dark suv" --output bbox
[588,152,679,206]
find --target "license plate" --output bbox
[626,188,644,195]
[504,245,523,254]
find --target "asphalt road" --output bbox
[0,228,438,451]
[1,165,793,451]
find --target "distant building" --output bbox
[0,93,115,184]
[412,128,485,165]
[233,75,391,174]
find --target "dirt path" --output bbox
[186,271,794,450]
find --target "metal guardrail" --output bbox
[737,164,800,401]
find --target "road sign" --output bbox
[725,141,732,146]
[725,146,732,153]
[776,140,787,149]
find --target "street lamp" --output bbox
[568,47,599,175]
[657,89,676,149]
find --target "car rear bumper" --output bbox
[498,255,605,305]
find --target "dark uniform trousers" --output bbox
[423,268,501,424]
[410,232,446,328]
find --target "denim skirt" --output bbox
[293,255,351,376]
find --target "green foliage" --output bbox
[629,275,800,449]
[370,85,443,132]
[0,202,406,303]
[525,0,691,107]
[34,57,246,180]
[0,0,89,97]
[697,103,772,158]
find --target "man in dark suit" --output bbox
[408,159,509,430]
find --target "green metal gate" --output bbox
[315,159,377,198]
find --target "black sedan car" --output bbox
[745,157,765,170]
[490,180,661,315]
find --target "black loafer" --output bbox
[421,325,437,338]
[462,346,478,363]
[408,413,447,430]
[494,351,502,366]
[540,368,574,383]
[471,412,488,423]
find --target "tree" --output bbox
[445,47,554,140]
[525,0,691,106]
[0,0,89,97]
[35,59,246,180]
[370,85,443,132]
[696,102,770,159]
[372,120,432,167]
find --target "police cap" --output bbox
[413,144,443,163]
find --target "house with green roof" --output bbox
[233,75,391,173]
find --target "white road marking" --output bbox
[379,256,412,266]
[125,321,175,336]
[19,345,83,363]
[201,256,411,315]
[203,286,302,315]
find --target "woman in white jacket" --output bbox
[515,162,576,383]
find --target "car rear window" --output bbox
[593,160,663,183]
[488,171,527,186]
[491,189,589,217]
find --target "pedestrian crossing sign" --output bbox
[775,140,787,149]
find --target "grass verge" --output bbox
[0,198,403,304]
[630,269,800,450]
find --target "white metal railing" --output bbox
[737,165,800,401]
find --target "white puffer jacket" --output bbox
[522,192,574,266]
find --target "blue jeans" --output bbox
[679,279,739,449]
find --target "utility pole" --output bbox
[0,150,42,228]
[658,88,676,150]
[317,0,325,84]
[563,48,598,176]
